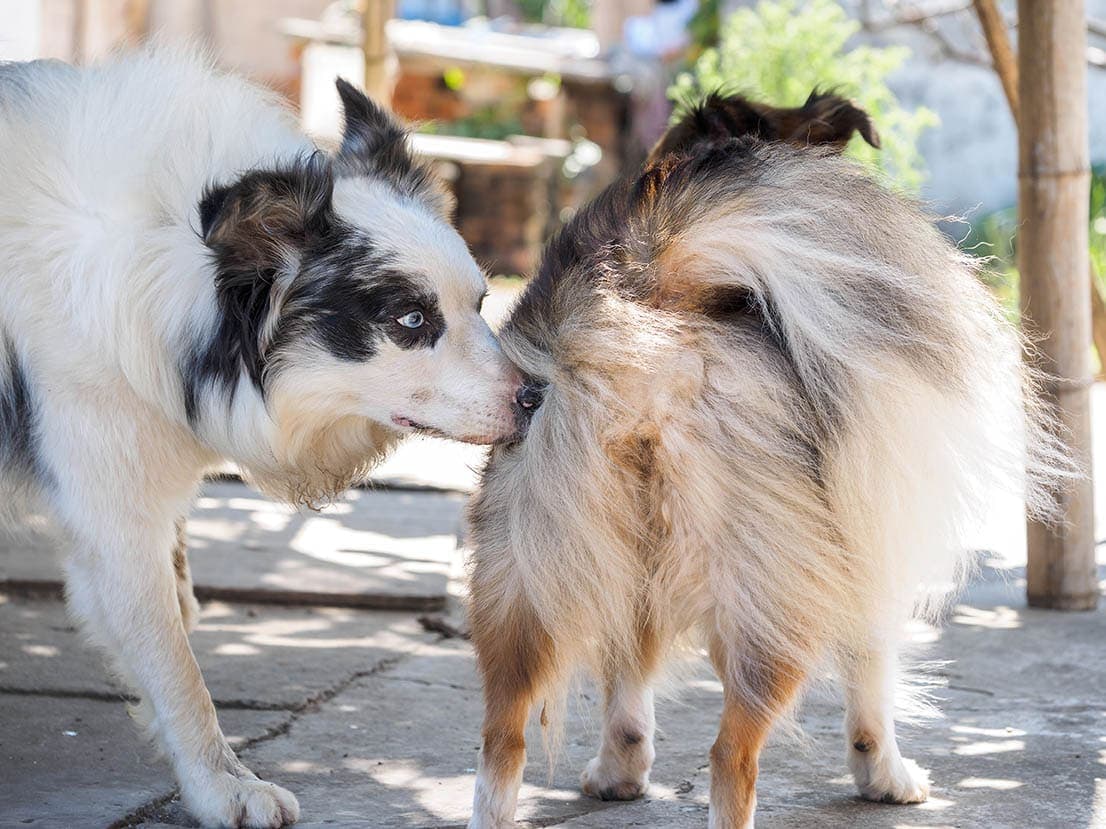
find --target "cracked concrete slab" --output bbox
[0,694,289,829]
[0,483,468,610]
[0,595,430,710]
[117,573,1106,828]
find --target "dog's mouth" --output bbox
[391,414,502,446]
[391,414,442,436]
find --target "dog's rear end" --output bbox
[465,94,1070,828]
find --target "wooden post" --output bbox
[360,0,395,104]
[124,0,150,45]
[1018,0,1097,610]
[974,0,1106,378]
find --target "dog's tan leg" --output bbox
[171,517,201,634]
[581,624,661,801]
[468,597,557,829]
[707,640,806,829]
[842,646,930,804]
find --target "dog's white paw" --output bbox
[183,769,300,828]
[849,746,930,804]
[580,755,649,801]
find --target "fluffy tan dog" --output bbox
[464,93,1069,828]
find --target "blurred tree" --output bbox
[670,0,937,192]
[515,0,591,28]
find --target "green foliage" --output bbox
[686,0,721,54]
[515,0,590,29]
[1092,166,1106,280]
[669,0,937,193]
[418,103,523,141]
[966,165,1106,318]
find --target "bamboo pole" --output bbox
[973,0,1106,376]
[1017,0,1097,610]
[360,0,395,104]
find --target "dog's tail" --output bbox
[635,94,1074,623]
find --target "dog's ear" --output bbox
[648,91,880,165]
[200,152,334,271]
[332,77,454,217]
[334,77,415,178]
[784,91,880,151]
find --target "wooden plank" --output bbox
[1017,0,1097,610]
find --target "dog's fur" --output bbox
[465,93,1071,828]
[0,50,522,828]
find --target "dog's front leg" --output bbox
[61,506,298,828]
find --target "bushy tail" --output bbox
[642,93,1075,620]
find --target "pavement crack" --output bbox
[212,698,297,711]
[0,685,137,704]
[378,674,478,692]
[946,683,996,696]
[106,651,412,827]
[106,791,179,829]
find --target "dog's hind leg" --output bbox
[841,645,930,804]
[467,590,558,829]
[580,623,661,802]
[707,638,806,829]
[171,516,201,634]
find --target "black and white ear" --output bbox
[334,77,415,178]
[332,77,454,216]
[200,152,335,271]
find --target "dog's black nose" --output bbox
[515,383,544,413]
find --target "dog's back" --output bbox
[0,52,311,409]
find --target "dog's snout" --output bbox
[515,383,544,413]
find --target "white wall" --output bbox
[0,0,42,61]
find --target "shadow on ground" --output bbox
[3,564,1104,828]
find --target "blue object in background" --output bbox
[397,0,470,26]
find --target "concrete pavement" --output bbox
[2,550,1105,828]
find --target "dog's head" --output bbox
[196,80,521,452]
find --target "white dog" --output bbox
[0,50,524,827]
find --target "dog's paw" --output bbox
[580,756,649,801]
[850,749,930,804]
[183,770,300,828]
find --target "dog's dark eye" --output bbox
[396,310,424,329]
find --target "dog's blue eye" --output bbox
[397,311,424,329]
